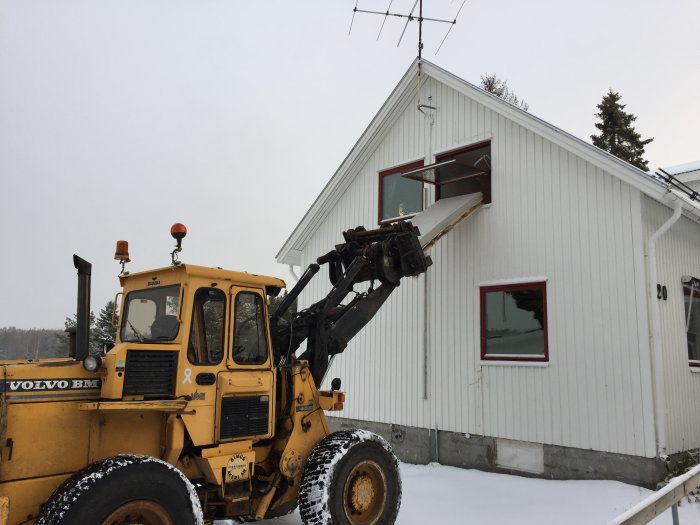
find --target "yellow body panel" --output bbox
[2,401,91,481]
[2,474,70,525]
[88,411,163,462]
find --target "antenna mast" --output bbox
[349,0,466,58]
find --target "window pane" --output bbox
[483,285,546,358]
[120,285,181,342]
[233,293,268,365]
[684,285,700,362]
[188,288,225,365]
[382,172,422,221]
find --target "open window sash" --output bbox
[400,158,490,187]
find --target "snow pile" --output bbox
[229,462,700,525]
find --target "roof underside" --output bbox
[276,59,696,266]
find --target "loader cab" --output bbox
[103,262,285,447]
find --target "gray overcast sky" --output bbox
[1,0,698,329]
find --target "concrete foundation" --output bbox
[328,416,668,489]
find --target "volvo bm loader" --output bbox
[0,221,431,525]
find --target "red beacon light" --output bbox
[170,223,187,265]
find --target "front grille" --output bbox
[220,395,269,439]
[123,350,178,397]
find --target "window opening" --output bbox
[683,277,700,367]
[378,160,424,223]
[481,281,548,361]
[403,141,492,203]
[188,288,226,365]
[233,292,268,365]
[120,285,181,343]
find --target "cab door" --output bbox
[216,286,275,443]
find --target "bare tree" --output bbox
[480,73,529,111]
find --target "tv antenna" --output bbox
[349,0,468,58]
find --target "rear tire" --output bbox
[36,454,203,525]
[299,429,401,525]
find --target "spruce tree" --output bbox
[93,301,118,348]
[65,303,116,354]
[591,89,653,171]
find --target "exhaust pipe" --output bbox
[73,255,92,361]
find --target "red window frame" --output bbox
[378,159,424,225]
[480,281,549,362]
[435,140,491,202]
[683,284,700,368]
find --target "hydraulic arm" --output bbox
[270,221,432,385]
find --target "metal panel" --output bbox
[642,196,700,454]
[124,350,178,397]
[297,75,655,457]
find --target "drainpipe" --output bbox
[646,196,682,456]
[288,264,299,283]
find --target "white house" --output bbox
[276,59,700,487]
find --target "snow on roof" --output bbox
[663,160,700,176]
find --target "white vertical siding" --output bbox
[298,75,656,457]
[642,196,700,454]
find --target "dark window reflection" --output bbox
[483,284,546,358]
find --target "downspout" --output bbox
[288,264,299,283]
[646,196,682,456]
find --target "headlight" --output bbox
[83,354,102,372]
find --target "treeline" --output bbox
[0,327,69,360]
[1,300,118,360]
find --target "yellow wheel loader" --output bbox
[0,221,431,525]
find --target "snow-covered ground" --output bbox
[223,462,700,524]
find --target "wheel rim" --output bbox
[343,459,387,525]
[101,500,174,525]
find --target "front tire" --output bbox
[299,429,401,525]
[36,454,203,525]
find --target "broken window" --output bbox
[480,281,548,362]
[683,277,700,367]
[402,141,492,204]
[379,160,424,223]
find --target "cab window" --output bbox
[188,288,226,365]
[120,285,180,343]
[233,293,268,365]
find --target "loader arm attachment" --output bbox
[270,221,431,385]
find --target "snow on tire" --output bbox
[299,429,402,525]
[36,454,203,525]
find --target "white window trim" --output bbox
[377,155,425,174]
[479,276,549,287]
[480,360,550,368]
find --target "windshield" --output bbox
[120,285,181,343]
